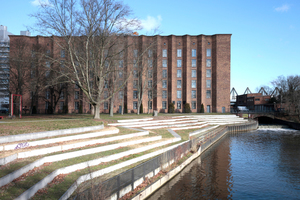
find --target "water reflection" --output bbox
[147,129,300,200]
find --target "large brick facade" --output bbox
[9,34,231,114]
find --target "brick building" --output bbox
[236,93,274,112]
[9,34,231,114]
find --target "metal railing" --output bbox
[74,120,258,200]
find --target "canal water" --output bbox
[147,128,300,200]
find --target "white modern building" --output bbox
[0,25,11,111]
[0,25,30,112]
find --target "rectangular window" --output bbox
[192,90,196,98]
[177,59,182,67]
[61,50,65,58]
[60,60,65,68]
[30,70,35,78]
[133,101,138,109]
[104,80,108,88]
[163,70,167,78]
[134,60,137,68]
[192,49,196,57]
[206,69,211,78]
[119,71,123,78]
[206,80,211,88]
[162,101,167,109]
[177,49,182,57]
[222,107,225,113]
[162,60,167,68]
[46,91,50,99]
[104,61,109,68]
[177,80,181,88]
[133,91,138,99]
[177,90,182,98]
[119,91,123,99]
[206,90,211,98]
[255,98,260,101]
[162,49,167,57]
[192,101,196,109]
[148,80,152,88]
[134,49,138,57]
[206,49,211,57]
[75,102,79,110]
[104,102,108,109]
[148,59,153,68]
[207,105,210,113]
[45,101,49,109]
[206,59,211,67]
[60,91,64,99]
[192,70,196,78]
[148,101,152,109]
[46,61,51,68]
[177,101,182,109]
[162,90,167,99]
[192,59,196,67]
[148,49,152,57]
[104,91,108,99]
[133,70,138,78]
[59,101,64,110]
[192,80,196,88]
[133,80,138,88]
[148,70,153,78]
[119,60,123,68]
[75,91,79,99]
[148,90,152,99]
[177,69,182,78]
[162,80,167,88]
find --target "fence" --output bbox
[74,120,258,200]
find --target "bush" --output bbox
[79,104,83,114]
[200,103,204,113]
[63,105,69,114]
[168,102,175,113]
[124,104,127,114]
[184,103,191,113]
[32,106,37,114]
[140,103,143,114]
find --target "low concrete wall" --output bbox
[130,121,258,200]
[15,138,181,200]
[0,124,104,144]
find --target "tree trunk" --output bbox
[94,104,100,119]
[91,105,94,115]
[110,95,114,117]
[121,96,124,115]
[137,101,140,115]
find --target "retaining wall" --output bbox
[73,121,258,200]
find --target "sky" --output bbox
[1,0,300,95]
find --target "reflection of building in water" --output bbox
[147,135,232,200]
[200,135,232,199]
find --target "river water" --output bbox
[147,128,300,200]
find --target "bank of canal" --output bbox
[146,128,300,200]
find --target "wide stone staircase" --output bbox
[0,115,247,200]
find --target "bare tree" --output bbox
[30,0,141,119]
[131,40,159,115]
[8,37,31,97]
[272,75,300,119]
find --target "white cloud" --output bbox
[141,15,162,32]
[274,4,290,12]
[31,0,52,7]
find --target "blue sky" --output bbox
[1,0,299,95]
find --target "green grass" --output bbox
[30,140,183,200]
[0,118,102,136]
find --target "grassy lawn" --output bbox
[0,112,228,199]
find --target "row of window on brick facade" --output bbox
[162,49,204,58]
